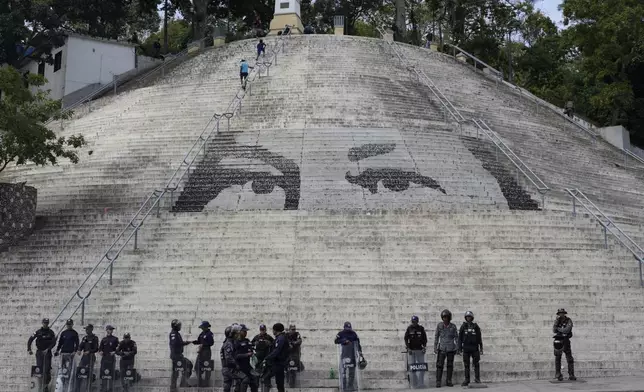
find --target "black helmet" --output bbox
[464,311,474,320]
[441,309,452,321]
[557,308,567,315]
[123,333,131,339]
[224,326,233,338]
[42,318,50,325]
[171,319,182,331]
[65,319,74,326]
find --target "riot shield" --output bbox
[337,342,362,392]
[75,353,96,392]
[404,350,428,389]
[119,356,139,392]
[99,353,118,392]
[170,357,190,391]
[30,349,53,392]
[196,357,213,388]
[53,353,78,392]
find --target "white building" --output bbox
[21,33,136,105]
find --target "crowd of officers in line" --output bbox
[27,319,137,392]
[404,308,575,388]
[28,308,575,391]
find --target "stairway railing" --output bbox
[48,34,291,332]
[566,188,644,286]
[378,30,550,206]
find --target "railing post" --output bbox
[572,195,576,217]
[109,262,113,285]
[542,193,545,210]
[134,228,138,250]
[603,226,608,249]
[80,298,85,326]
[157,195,161,217]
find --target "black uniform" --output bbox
[116,340,137,386]
[99,335,119,391]
[553,317,574,379]
[195,329,215,386]
[405,324,428,350]
[27,327,56,385]
[56,328,80,381]
[169,330,192,391]
[252,333,274,387]
[265,333,289,392]
[77,334,99,392]
[235,338,258,392]
[221,337,237,392]
[459,321,483,384]
[286,331,303,369]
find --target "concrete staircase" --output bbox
[1,35,643,391]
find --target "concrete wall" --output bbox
[0,183,37,251]
[21,48,67,100]
[598,125,630,150]
[64,36,136,97]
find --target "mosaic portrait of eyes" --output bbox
[346,168,447,194]
[173,133,300,211]
[346,143,447,195]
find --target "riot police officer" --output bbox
[434,309,458,388]
[116,333,137,388]
[76,324,99,392]
[286,324,303,371]
[235,324,258,392]
[27,318,56,390]
[404,315,428,388]
[265,323,289,392]
[169,319,193,392]
[193,321,215,386]
[55,319,79,388]
[221,324,239,392]
[334,321,363,392]
[252,324,274,389]
[459,311,483,386]
[99,325,119,391]
[553,309,576,381]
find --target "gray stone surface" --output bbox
[0,182,37,251]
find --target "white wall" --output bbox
[20,49,67,100]
[274,0,301,16]
[64,36,135,97]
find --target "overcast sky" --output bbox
[535,0,564,25]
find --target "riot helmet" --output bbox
[171,319,182,331]
[411,315,419,324]
[441,309,452,322]
[464,311,474,321]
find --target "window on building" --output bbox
[38,62,45,76]
[280,2,289,8]
[54,51,62,72]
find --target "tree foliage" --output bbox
[0,66,86,174]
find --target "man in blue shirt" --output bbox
[240,59,253,87]
[256,39,266,61]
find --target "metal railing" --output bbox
[443,43,644,167]
[566,188,644,286]
[378,29,550,206]
[48,34,290,332]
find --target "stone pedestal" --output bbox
[269,0,303,35]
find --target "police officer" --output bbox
[404,315,428,388]
[434,309,459,388]
[116,333,137,388]
[169,319,193,391]
[265,323,289,392]
[76,324,99,392]
[99,325,119,392]
[252,324,274,389]
[286,324,303,371]
[235,324,258,392]
[27,318,56,390]
[459,311,483,386]
[334,321,363,392]
[193,321,215,386]
[221,324,239,392]
[55,319,79,385]
[553,308,576,381]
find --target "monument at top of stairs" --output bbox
[269,0,303,35]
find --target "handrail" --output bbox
[566,188,644,286]
[624,149,644,165]
[49,34,289,332]
[444,43,503,81]
[377,28,550,206]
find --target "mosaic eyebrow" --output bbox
[348,143,397,162]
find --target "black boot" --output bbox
[568,361,576,380]
[474,358,481,383]
[436,368,443,388]
[555,356,563,381]
[446,367,453,387]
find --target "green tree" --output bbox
[0,66,86,174]
[143,19,191,54]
